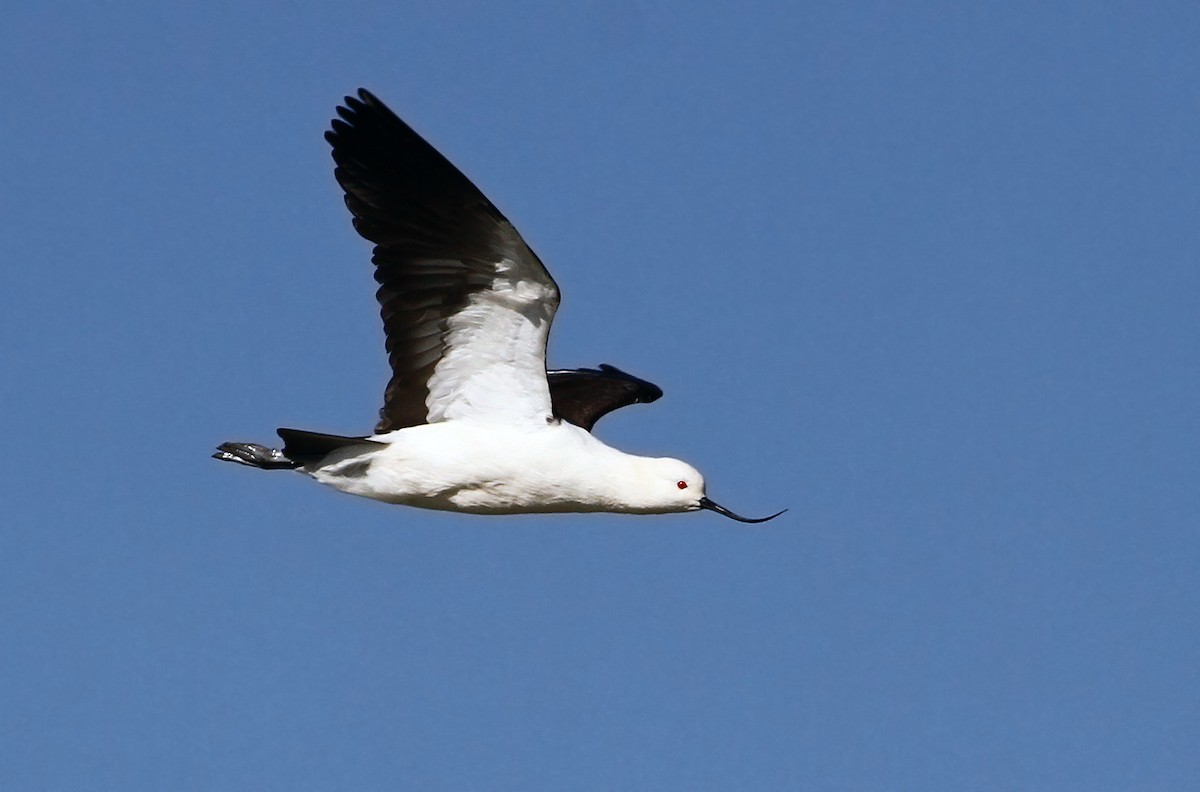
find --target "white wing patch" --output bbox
[425,256,559,424]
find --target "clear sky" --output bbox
[2,1,1198,790]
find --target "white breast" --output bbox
[309,421,631,514]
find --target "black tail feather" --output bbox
[214,429,385,470]
[276,428,384,465]
[212,442,299,470]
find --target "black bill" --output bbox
[699,497,786,524]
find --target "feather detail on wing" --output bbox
[326,89,560,432]
[548,365,664,431]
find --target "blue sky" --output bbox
[3,1,1198,789]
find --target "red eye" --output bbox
[677,480,688,489]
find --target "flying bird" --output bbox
[214,89,783,523]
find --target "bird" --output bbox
[214,89,783,523]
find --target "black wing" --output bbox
[326,89,559,433]
[548,365,664,432]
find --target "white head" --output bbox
[627,457,785,523]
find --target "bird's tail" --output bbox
[212,441,299,470]
[213,428,383,470]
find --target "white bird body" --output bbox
[214,89,782,524]
[310,420,703,515]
